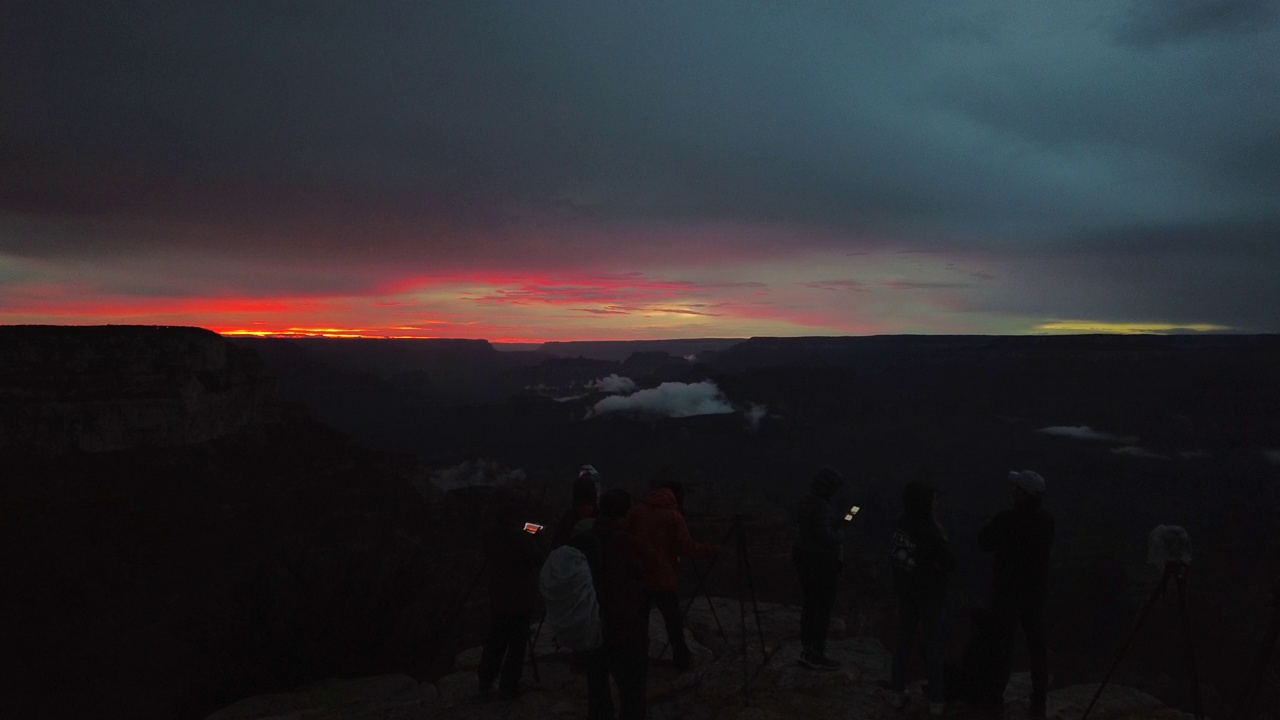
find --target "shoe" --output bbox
[929,701,946,717]
[673,650,693,673]
[889,691,907,709]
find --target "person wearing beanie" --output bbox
[792,465,852,671]
[978,470,1055,719]
[889,481,956,716]
[551,472,601,549]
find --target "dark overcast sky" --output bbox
[2,1,1278,340]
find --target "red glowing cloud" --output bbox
[0,245,1048,341]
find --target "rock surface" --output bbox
[206,598,1195,720]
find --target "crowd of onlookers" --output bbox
[475,464,1054,720]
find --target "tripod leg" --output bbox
[433,558,488,673]
[526,627,541,685]
[1174,573,1205,720]
[734,516,768,656]
[735,518,751,704]
[1082,568,1171,720]
[531,614,545,650]
[657,522,737,662]
[1229,596,1280,720]
[675,522,738,632]
[690,557,728,643]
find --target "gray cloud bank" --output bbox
[591,381,734,419]
[588,374,639,395]
[1037,426,1136,443]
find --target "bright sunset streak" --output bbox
[1,251,1246,341]
[1036,320,1233,334]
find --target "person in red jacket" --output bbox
[624,481,717,672]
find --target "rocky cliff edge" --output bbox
[0,325,277,453]
[206,598,1193,720]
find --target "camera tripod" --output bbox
[1228,579,1280,720]
[661,514,769,703]
[1082,561,1203,720]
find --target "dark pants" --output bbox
[992,595,1048,711]
[891,592,946,700]
[794,550,840,655]
[586,642,648,720]
[646,589,691,669]
[478,611,530,693]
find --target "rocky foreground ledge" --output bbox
[207,599,1192,720]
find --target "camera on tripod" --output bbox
[1147,524,1192,570]
[1085,524,1205,720]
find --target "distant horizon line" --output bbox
[5,323,1272,345]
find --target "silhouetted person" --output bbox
[979,470,1055,719]
[792,466,850,670]
[625,481,717,672]
[478,489,545,700]
[890,481,956,715]
[551,473,600,549]
[586,488,649,720]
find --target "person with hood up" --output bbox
[889,481,956,716]
[478,488,545,700]
[978,470,1055,719]
[586,488,649,720]
[792,466,852,671]
[625,480,717,672]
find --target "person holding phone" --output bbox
[889,481,956,715]
[478,488,545,700]
[792,466,851,671]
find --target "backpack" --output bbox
[891,528,920,573]
[539,530,603,651]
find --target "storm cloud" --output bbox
[3,1,1278,337]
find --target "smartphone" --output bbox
[843,505,860,522]
[523,523,543,534]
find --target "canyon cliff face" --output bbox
[0,325,277,453]
[0,326,441,720]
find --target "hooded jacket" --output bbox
[625,488,715,591]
